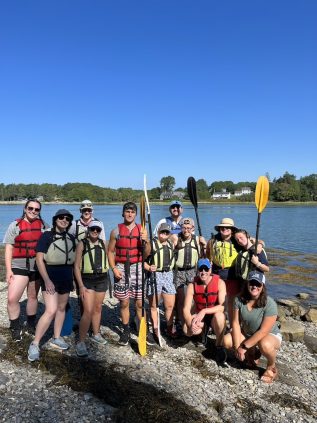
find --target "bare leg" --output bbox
[211,311,226,346]
[26,280,40,317]
[53,293,69,339]
[91,291,106,335]
[162,293,175,327]
[79,289,95,342]
[33,292,58,344]
[7,275,29,319]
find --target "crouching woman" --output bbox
[28,209,76,361]
[223,270,281,383]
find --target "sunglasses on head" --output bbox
[27,206,40,212]
[89,226,102,233]
[57,215,71,222]
[82,208,92,213]
[198,265,210,272]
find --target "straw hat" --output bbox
[214,217,237,231]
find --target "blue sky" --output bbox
[1,1,316,189]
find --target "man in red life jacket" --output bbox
[183,258,227,363]
[108,202,151,346]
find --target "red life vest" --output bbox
[193,274,219,312]
[115,223,142,264]
[13,218,44,259]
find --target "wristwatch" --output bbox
[240,343,249,350]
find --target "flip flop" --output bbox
[260,367,278,384]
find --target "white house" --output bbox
[212,189,231,200]
[234,187,252,197]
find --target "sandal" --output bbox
[260,367,278,384]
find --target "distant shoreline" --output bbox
[0,201,317,207]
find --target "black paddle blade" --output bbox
[187,176,198,208]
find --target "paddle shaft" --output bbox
[254,213,261,254]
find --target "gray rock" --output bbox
[280,320,305,341]
[297,293,310,300]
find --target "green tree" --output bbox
[160,176,175,192]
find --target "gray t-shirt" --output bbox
[234,295,280,337]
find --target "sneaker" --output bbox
[146,331,156,346]
[76,341,88,357]
[215,346,227,364]
[24,322,36,336]
[28,342,40,361]
[50,337,70,350]
[11,328,22,342]
[118,329,130,346]
[91,333,108,345]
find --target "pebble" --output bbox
[0,281,316,422]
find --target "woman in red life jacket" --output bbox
[3,199,48,341]
[183,258,227,364]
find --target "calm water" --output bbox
[1,203,316,302]
[1,203,316,254]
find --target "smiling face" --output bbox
[219,226,233,240]
[198,265,212,284]
[234,231,248,248]
[170,205,182,218]
[24,201,41,222]
[248,280,264,299]
[55,214,72,232]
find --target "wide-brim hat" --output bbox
[214,217,237,232]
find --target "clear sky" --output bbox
[1,1,316,189]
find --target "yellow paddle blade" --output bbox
[255,176,270,213]
[140,195,146,229]
[138,316,147,356]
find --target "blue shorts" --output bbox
[147,271,176,296]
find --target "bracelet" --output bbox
[111,267,116,271]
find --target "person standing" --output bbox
[28,209,76,361]
[69,199,106,242]
[223,271,281,383]
[154,200,184,236]
[74,220,109,357]
[234,228,269,281]
[173,217,206,332]
[108,201,150,346]
[3,199,48,341]
[145,222,176,342]
[206,218,240,325]
[183,258,227,363]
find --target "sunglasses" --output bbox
[82,208,92,213]
[89,227,102,233]
[220,227,231,231]
[159,230,170,235]
[249,281,263,288]
[27,206,40,212]
[57,216,71,222]
[198,266,210,272]
[171,205,181,209]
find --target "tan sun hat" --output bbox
[214,217,237,231]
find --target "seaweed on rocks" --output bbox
[0,327,216,423]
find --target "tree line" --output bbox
[1,172,317,203]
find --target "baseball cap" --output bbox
[248,271,266,285]
[197,258,211,270]
[80,199,93,210]
[88,220,103,230]
[158,222,171,233]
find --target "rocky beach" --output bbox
[0,274,316,423]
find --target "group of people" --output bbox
[4,198,281,383]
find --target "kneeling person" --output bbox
[183,258,227,362]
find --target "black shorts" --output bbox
[40,264,74,295]
[12,268,39,282]
[82,273,109,293]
